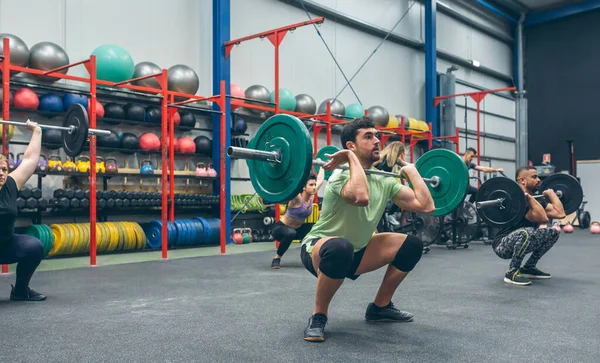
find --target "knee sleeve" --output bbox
[318,238,354,279]
[392,235,423,272]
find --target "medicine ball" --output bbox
[177,137,196,154]
[171,111,181,126]
[38,93,64,112]
[42,128,62,149]
[13,88,39,110]
[88,99,105,118]
[179,112,196,129]
[103,103,125,124]
[145,106,161,124]
[119,133,139,153]
[139,133,160,151]
[233,118,247,134]
[97,130,120,148]
[124,103,145,122]
[63,93,88,111]
[194,135,212,155]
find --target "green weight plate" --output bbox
[42,225,53,256]
[475,176,526,228]
[246,114,313,204]
[63,104,89,158]
[413,149,469,216]
[314,145,339,181]
[539,173,583,215]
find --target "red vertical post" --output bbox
[455,127,460,153]
[274,39,280,115]
[169,94,175,223]
[219,80,227,254]
[160,69,169,259]
[2,37,11,274]
[428,122,433,149]
[326,102,332,145]
[89,56,97,266]
[275,203,281,249]
[313,124,322,157]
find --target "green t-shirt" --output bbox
[301,168,403,253]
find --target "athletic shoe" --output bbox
[304,313,328,342]
[271,258,281,269]
[10,285,47,301]
[504,270,532,286]
[520,266,551,279]
[365,302,414,322]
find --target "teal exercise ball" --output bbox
[345,103,364,119]
[270,88,296,111]
[91,44,135,82]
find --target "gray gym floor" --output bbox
[1,232,599,363]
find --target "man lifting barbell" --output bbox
[462,147,504,203]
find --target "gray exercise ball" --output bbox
[132,61,161,91]
[0,33,29,74]
[294,94,316,114]
[368,105,389,127]
[244,84,271,115]
[28,42,70,83]
[318,98,345,116]
[168,64,199,100]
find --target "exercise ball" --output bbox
[124,103,145,121]
[0,91,13,106]
[145,106,161,124]
[97,130,120,148]
[177,137,196,154]
[38,93,64,112]
[194,136,212,155]
[345,103,364,119]
[318,98,345,116]
[234,118,247,134]
[294,94,316,114]
[179,112,196,129]
[139,133,160,151]
[13,88,39,110]
[168,64,199,98]
[0,34,29,73]
[368,105,389,127]
[63,93,88,111]
[119,133,139,153]
[91,44,135,82]
[245,85,270,115]
[104,103,125,123]
[171,111,181,126]
[270,88,296,111]
[88,100,104,118]
[0,125,14,141]
[131,61,161,91]
[386,114,399,128]
[28,42,69,83]
[230,83,245,111]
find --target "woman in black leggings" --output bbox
[271,164,324,269]
[0,120,46,301]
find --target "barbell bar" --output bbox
[474,173,583,228]
[0,104,111,158]
[226,113,470,216]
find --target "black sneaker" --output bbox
[504,270,532,286]
[365,302,414,322]
[271,258,281,269]
[520,266,551,279]
[304,313,328,342]
[10,285,47,301]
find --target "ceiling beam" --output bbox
[524,0,600,27]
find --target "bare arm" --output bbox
[9,121,42,190]
[543,189,566,219]
[391,165,435,213]
[524,194,549,224]
[474,165,504,173]
[339,152,369,206]
[314,159,326,193]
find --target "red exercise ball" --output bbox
[230,83,244,111]
[88,99,105,118]
[161,136,178,152]
[139,133,160,151]
[170,111,181,126]
[176,137,196,154]
[13,88,39,110]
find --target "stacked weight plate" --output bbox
[144,221,177,249]
[144,218,221,248]
[24,224,54,257]
[196,218,220,245]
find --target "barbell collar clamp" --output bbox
[476,198,505,210]
[227,146,281,163]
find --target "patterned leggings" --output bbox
[493,227,559,273]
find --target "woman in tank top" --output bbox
[373,141,409,232]
[271,163,325,269]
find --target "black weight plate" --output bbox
[539,173,583,215]
[63,104,89,158]
[475,177,526,228]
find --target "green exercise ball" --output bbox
[270,88,296,111]
[91,44,135,82]
[345,103,365,119]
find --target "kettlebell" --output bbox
[195,162,208,177]
[48,154,63,172]
[77,156,90,173]
[105,157,118,174]
[232,228,244,244]
[563,224,574,233]
[140,159,154,175]
[15,153,24,169]
[96,157,105,173]
[552,222,561,233]
[207,163,217,177]
[591,221,600,234]
[37,154,48,173]
[8,153,15,171]
[63,157,76,173]
[244,228,253,243]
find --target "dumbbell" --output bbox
[26,197,37,209]
[97,199,106,209]
[106,198,115,208]
[54,189,65,198]
[81,198,90,208]
[19,187,40,199]
[70,198,80,208]
[65,189,75,199]
[107,190,117,199]
[51,197,69,210]
[74,189,84,199]
[115,198,123,208]
[37,198,48,209]
[122,198,131,208]
[16,197,25,209]
[131,199,139,207]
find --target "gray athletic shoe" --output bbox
[504,270,532,286]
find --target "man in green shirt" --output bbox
[300,117,435,342]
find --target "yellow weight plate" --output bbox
[132,222,146,250]
[96,223,107,253]
[68,224,80,255]
[100,222,110,253]
[115,222,126,251]
[82,223,91,254]
[75,224,86,254]
[119,222,131,251]
[111,222,123,252]
[55,224,69,256]
[66,224,77,255]
[105,223,119,252]
[49,224,64,257]
[61,224,72,255]
[126,223,137,250]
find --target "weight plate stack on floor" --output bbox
[195,218,221,245]
[145,220,177,249]
[24,224,54,257]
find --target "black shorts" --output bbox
[300,237,366,281]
